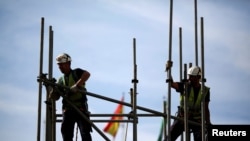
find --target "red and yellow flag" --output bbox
[103,96,124,138]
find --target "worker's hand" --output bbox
[48,86,60,100]
[70,84,79,93]
[165,60,173,72]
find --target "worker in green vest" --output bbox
[50,53,92,141]
[166,61,211,141]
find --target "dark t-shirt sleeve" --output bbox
[74,68,86,80]
[176,82,184,93]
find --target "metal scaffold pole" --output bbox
[47,26,56,141]
[200,17,206,141]
[167,0,173,140]
[179,28,183,84]
[183,64,190,141]
[194,0,199,66]
[37,8,208,139]
[178,27,184,141]
[132,38,138,141]
[44,25,54,141]
[37,17,44,141]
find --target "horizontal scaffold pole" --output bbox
[38,74,201,127]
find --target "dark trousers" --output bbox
[167,118,202,141]
[61,109,92,141]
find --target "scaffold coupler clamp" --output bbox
[131,79,139,83]
[37,73,48,83]
[128,111,138,123]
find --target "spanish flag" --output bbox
[103,96,124,138]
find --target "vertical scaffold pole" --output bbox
[194,0,198,66]
[200,17,206,141]
[132,38,138,141]
[179,28,183,83]
[167,0,173,140]
[183,64,190,141]
[45,26,53,141]
[37,17,44,141]
[48,26,56,141]
[178,27,184,141]
[46,25,53,141]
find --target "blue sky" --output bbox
[0,0,249,141]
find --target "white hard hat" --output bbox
[187,66,201,76]
[56,53,72,63]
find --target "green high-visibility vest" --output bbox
[58,71,86,108]
[180,85,209,118]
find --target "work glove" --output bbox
[165,60,173,72]
[48,86,60,100]
[70,84,80,93]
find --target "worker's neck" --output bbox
[64,69,72,76]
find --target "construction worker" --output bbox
[50,53,92,141]
[165,61,211,141]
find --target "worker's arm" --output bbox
[75,70,90,87]
[166,60,181,92]
[70,70,91,93]
[49,86,60,101]
[168,75,183,92]
[205,101,211,124]
[170,81,179,91]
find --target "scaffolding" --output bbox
[36,1,209,141]
[36,23,171,140]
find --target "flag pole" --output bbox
[124,122,128,141]
[120,93,127,141]
[163,97,167,141]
